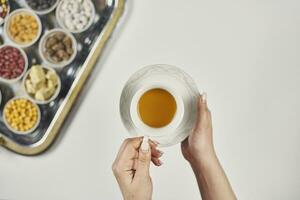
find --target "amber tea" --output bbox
[138,88,177,128]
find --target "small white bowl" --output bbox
[39,28,77,68]
[3,97,41,135]
[56,0,96,34]
[22,65,61,105]
[0,0,10,25]
[24,0,60,15]
[0,88,2,106]
[4,9,42,48]
[0,45,29,84]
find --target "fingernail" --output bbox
[141,136,150,153]
[152,140,160,145]
[159,160,164,165]
[201,92,207,103]
[158,150,164,156]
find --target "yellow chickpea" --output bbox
[4,99,39,133]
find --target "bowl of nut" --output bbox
[39,28,77,68]
[22,65,61,104]
[4,8,42,48]
[0,45,28,83]
[3,97,41,135]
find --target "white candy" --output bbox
[60,0,94,31]
[61,2,68,10]
[59,11,64,18]
[79,15,88,24]
[65,20,75,30]
[72,4,80,13]
[76,23,84,30]
[74,13,81,19]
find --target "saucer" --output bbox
[120,64,200,147]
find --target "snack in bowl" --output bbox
[56,0,95,33]
[0,0,9,25]
[25,0,59,14]
[5,9,42,47]
[24,65,60,103]
[3,98,40,134]
[0,45,28,82]
[39,29,77,67]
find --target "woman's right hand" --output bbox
[181,93,237,200]
[181,93,216,167]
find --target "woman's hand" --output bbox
[112,137,163,200]
[181,93,216,166]
[181,93,237,200]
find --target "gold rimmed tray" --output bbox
[0,0,125,155]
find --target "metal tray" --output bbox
[0,0,125,155]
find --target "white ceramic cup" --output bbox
[120,64,200,147]
[130,83,185,138]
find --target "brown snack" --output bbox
[63,37,72,47]
[43,31,75,64]
[55,32,65,40]
[45,37,57,48]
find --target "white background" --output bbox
[1,0,300,199]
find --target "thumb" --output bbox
[135,136,151,178]
[194,92,210,132]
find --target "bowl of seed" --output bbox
[3,97,41,134]
[39,29,77,68]
[25,0,60,15]
[0,0,10,25]
[23,65,61,104]
[0,45,28,83]
[4,9,42,48]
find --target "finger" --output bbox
[132,155,162,170]
[194,92,211,132]
[112,137,142,176]
[151,147,164,158]
[151,157,163,166]
[118,137,143,159]
[149,139,159,147]
[126,137,143,150]
[135,136,151,178]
